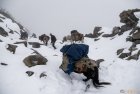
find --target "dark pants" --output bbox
[52,42,56,49]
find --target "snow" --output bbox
[1,13,140,94]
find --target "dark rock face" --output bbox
[0,27,8,37]
[6,44,18,54]
[23,55,48,67]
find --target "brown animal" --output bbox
[62,35,72,43]
[20,30,28,40]
[39,34,50,45]
[71,30,84,43]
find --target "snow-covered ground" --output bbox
[0,12,140,94]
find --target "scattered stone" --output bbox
[9,30,14,34]
[26,71,34,77]
[28,42,42,48]
[40,72,47,78]
[94,38,100,41]
[126,50,140,60]
[119,52,131,59]
[6,44,17,54]
[0,63,8,66]
[117,48,124,55]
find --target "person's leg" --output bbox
[52,42,56,49]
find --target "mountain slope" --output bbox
[0,12,140,94]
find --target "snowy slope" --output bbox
[1,13,140,94]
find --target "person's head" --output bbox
[50,33,52,36]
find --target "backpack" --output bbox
[60,44,91,74]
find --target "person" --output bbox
[50,33,57,49]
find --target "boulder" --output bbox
[23,55,48,67]
[119,52,131,59]
[6,44,17,54]
[40,72,47,78]
[0,63,8,66]
[0,27,8,37]
[26,71,34,77]
[117,48,124,55]
[28,42,42,48]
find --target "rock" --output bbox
[23,55,48,67]
[119,52,131,59]
[118,25,132,35]
[40,72,47,78]
[14,41,27,47]
[6,44,18,54]
[126,50,140,60]
[0,63,8,66]
[117,48,124,55]
[0,39,3,42]
[134,40,140,45]
[0,19,3,22]
[126,36,133,42]
[92,26,103,38]
[84,33,94,38]
[94,38,100,41]
[102,34,112,37]
[28,42,41,48]
[132,32,140,40]
[0,27,8,37]
[26,71,34,77]
[9,30,14,34]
